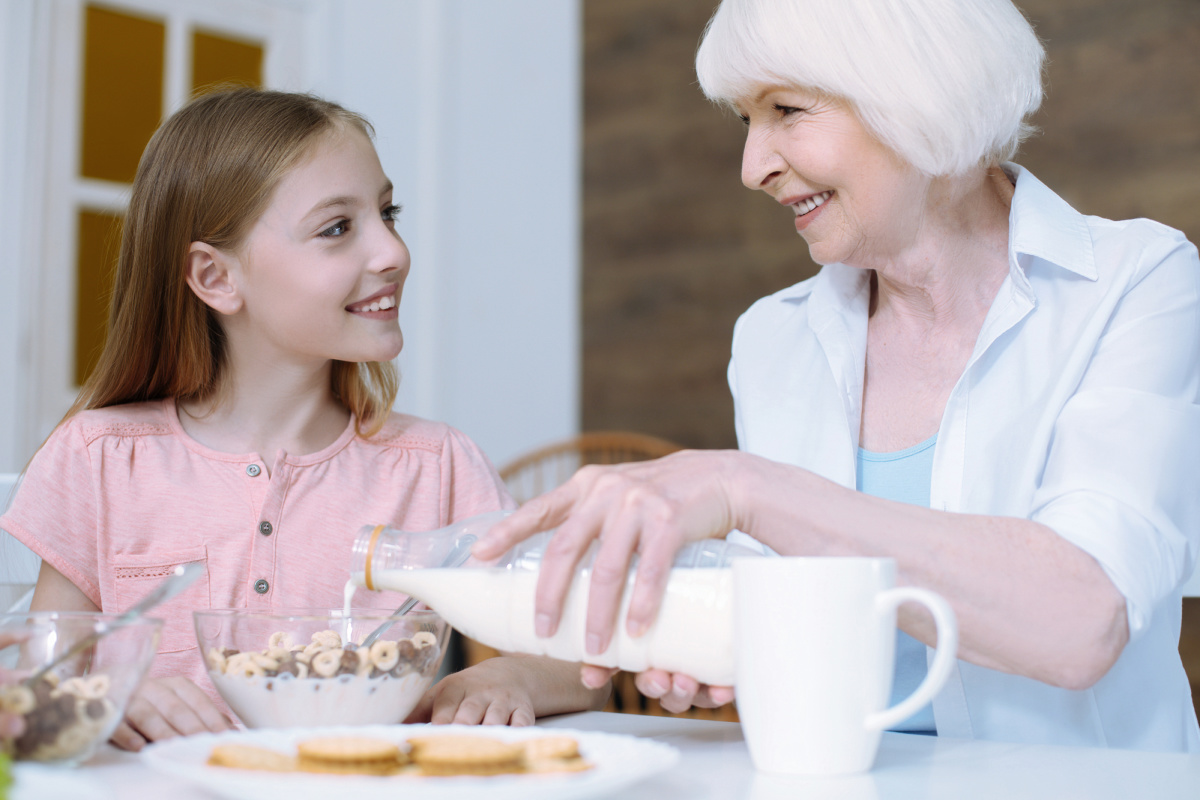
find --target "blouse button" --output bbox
[254,579,269,594]
[246,464,261,477]
[259,521,273,536]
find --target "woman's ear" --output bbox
[185,242,243,316]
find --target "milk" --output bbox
[354,567,735,686]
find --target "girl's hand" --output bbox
[405,658,537,726]
[111,676,233,751]
[472,450,744,663]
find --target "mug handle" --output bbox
[864,587,959,732]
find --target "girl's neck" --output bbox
[177,357,350,475]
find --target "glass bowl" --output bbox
[0,612,162,765]
[193,608,449,729]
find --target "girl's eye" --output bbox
[382,204,403,223]
[738,114,750,127]
[320,219,350,238]
[774,104,805,118]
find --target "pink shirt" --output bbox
[0,399,514,707]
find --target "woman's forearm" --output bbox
[729,453,1129,689]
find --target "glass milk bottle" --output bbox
[349,511,761,685]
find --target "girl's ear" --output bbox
[185,242,243,316]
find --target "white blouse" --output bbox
[726,164,1200,752]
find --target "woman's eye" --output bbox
[382,204,403,223]
[320,219,350,238]
[738,114,750,127]
[774,104,805,118]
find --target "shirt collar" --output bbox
[1004,162,1097,282]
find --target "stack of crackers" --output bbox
[207,733,592,778]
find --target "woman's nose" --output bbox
[741,128,784,191]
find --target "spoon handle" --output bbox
[23,562,203,685]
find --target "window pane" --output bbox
[80,4,165,184]
[192,30,263,95]
[75,209,124,387]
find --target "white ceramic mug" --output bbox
[734,557,958,776]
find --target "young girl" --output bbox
[0,89,607,750]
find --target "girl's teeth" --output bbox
[369,302,380,312]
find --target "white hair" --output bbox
[695,0,1046,176]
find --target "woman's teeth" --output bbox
[352,295,395,312]
[797,191,833,215]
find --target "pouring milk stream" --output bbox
[345,511,761,686]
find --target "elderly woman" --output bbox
[478,0,1200,752]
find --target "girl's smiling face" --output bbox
[230,128,410,367]
[737,85,930,269]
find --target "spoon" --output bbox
[359,533,478,649]
[22,562,204,686]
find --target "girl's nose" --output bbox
[371,223,411,276]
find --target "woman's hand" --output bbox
[473,450,745,660]
[582,664,734,714]
[405,655,611,726]
[110,676,233,751]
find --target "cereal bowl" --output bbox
[193,609,449,729]
[0,612,162,766]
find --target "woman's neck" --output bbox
[177,354,349,475]
[865,166,1014,333]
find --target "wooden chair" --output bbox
[464,432,740,722]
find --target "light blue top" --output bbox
[857,435,938,734]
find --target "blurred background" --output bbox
[0,0,1197,710]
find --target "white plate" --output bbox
[141,723,680,800]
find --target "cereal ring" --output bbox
[312,649,343,678]
[56,677,89,697]
[294,649,313,665]
[369,640,400,672]
[224,652,254,675]
[0,685,35,715]
[412,631,438,649]
[207,647,228,672]
[251,653,280,671]
[266,647,290,662]
[268,631,295,650]
[227,653,265,678]
[82,674,110,699]
[295,661,310,680]
[311,630,342,649]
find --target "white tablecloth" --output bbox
[11,710,1200,799]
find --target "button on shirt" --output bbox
[726,164,1200,752]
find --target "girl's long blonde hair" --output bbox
[65,88,398,436]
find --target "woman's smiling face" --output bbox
[737,85,930,269]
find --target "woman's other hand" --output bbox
[111,676,233,751]
[473,450,745,662]
[583,664,734,714]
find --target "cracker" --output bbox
[406,734,525,777]
[521,735,580,761]
[207,743,298,772]
[297,736,402,764]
